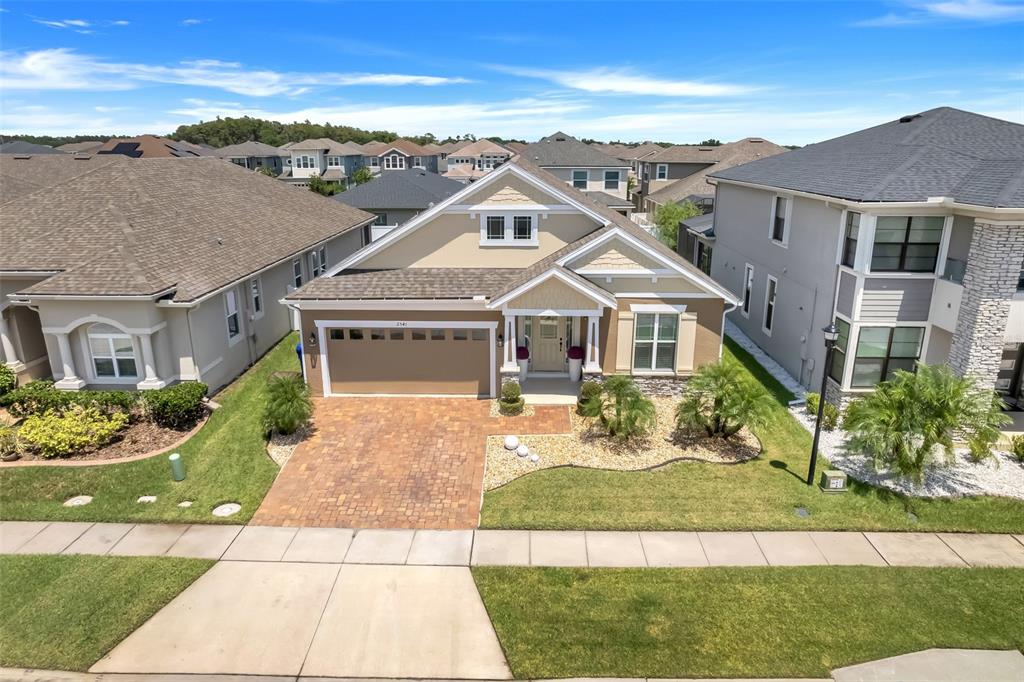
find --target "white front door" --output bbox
[531,316,565,372]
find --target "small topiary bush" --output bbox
[0,365,16,397]
[498,381,525,415]
[18,406,129,458]
[263,373,312,435]
[0,381,136,418]
[142,382,208,429]
[1011,435,1024,464]
[805,392,821,415]
[578,379,602,414]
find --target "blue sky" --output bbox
[1,0,1021,144]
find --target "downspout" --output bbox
[185,306,199,383]
[720,300,738,360]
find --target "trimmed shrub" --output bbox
[580,375,656,439]
[143,382,208,429]
[805,392,821,415]
[805,392,839,431]
[499,381,524,415]
[578,379,603,415]
[0,426,17,459]
[0,382,136,418]
[1007,434,1024,464]
[19,406,129,458]
[0,364,16,397]
[263,373,312,435]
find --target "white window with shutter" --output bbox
[225,289,241,344]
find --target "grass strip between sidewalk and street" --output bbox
[0,334,298,524]
[480,336,1024,533]
[0,554,213,672]
[473,565,1024,680]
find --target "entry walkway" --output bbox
[3,521,1024,567]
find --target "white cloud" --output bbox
[490,65,755,97]
[33,18,91,29]
[855,0,1024,26]
[181,19,205,26]
[112,20,130,26]
[0,49,473,96]
[852,12,927,26]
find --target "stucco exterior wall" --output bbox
[711,181,843,389]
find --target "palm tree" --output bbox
[843,363,1009,482]
[580,375,656,439]
[675,359,772,439]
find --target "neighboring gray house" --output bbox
[283,138,366,187]
[520,132,632,208]
[217,141,290,175]
[332,169,464,239]
[707,107,1024,407]
[1,156,375,393]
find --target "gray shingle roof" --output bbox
[289,268,521,300]
[217,141,290,157]
[711,108,1024,208]
[647,138,788,205]
[522,134,630,168]
[0,141,65,155]
[1,157,375,301]
[583,190,634,208]
[333,170,464,210]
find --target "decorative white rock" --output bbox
[63,495,92,507]
[503,435,519,451]
[529,454,540,463]
[516,444,530,458]
[137,495,157,504]
[177,501,193,508]
[212,502,241,517]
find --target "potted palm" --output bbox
[567,345,584,381]
[516,346,529,383]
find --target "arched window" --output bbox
[87,324,137,378]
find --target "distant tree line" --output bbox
[0,134,112,147]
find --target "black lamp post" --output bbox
[808,323,840,486]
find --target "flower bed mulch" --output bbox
[10,418,194,463]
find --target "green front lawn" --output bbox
[474,565,1024,679]
[481,337,1024,532]
[0,334,296,524]
[0,554,212,671]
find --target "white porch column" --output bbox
[0,311,21,368]
[501,313,518,370]
[53,332,85,390]
[585,314,602,373]
[136,333,166,390]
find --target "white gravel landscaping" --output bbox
[789,406,1024,500]
[267,427,308,468]
[485,397,761,490]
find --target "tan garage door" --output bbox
[326,325,492,396]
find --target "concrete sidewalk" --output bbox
[3,521,1024,567]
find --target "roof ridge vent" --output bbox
[899,113,922,123]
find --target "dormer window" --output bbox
[480,213,538,246]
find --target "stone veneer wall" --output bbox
[824,377,859,410]
[947,221,1024,390]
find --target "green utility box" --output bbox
[819,469,848,493]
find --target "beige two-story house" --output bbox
[287,157,737,399]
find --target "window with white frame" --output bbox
[572,169,588,189]
[513,216,533,241]
[373,212,388,226]
[633,313,678,372]
[310,246,326,277]
[368,156,380,167]
[383,155,406,170]
[292,259,303,288]
[742,264,754,316]
[763,275,778,334]
[326,156,341,167]
[250,277,263,316]
[604,170,620,191]
[850,326,924,387]
[841,212,860,268]
[656,164,668,180]
[296,155,317,170]
[88,324,137,378]
[870,216,943,273]
[770,196,790,244]
[413,156,423,167]
[224,290,241,340]
[485,215,505,241]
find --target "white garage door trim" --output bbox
[314,319,499,398]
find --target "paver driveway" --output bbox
[252,397,570,528]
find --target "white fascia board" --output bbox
[629,303,688,313]
[327,163,609,275]
[487,267,616,310]
[558,227,740,305]
[288,298,488,311]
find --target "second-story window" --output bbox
[485,216,505,241]
[871,216,943,273]
[771,196,790,244]
[842,212,860,267]
[604,170,620,191]
[656,164,668,180]
[310,246,327,277]
[292,259,303,288]
[513,216,533,240]
[326,156,341,167]
[572,170,588,189]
